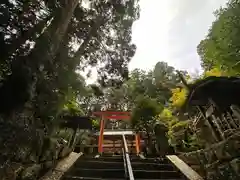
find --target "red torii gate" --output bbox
[93,111,141,154]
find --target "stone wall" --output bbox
[179,132,240,180]
[0,143,72,180]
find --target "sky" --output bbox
[129,0,229,74]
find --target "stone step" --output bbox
[63,177,184,180]
[129,156,187,179]
[62,176,125,180]
[134,179,185,180]
[61,154,187,180]
[133,169,183,179]
[131,162,175,171]
[74,160,174,171]
[81,154,122,159]
[93,157,124,162]
[130,157,170,164]
[74,160,124,169]
[64,168,125,179]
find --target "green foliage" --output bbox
[0,0,140,116]
[58,129,73,141]
[167,120,204,152]
[201,67,231,78]
[95,61,199,153]
[62,99,84,117]
[102,61,183,112]
[168,121,187,147]
[197,0,240,75]
[170,88,188,109]
[92,119,100,130]
[131,95,163,132]
[159,108,173,120]
[157,108,177,126]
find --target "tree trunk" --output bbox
[25,0,80,120]
[28,0,80,69]
[8,15,53,60]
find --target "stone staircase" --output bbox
[61,154,125,180]
[60,154,187,180]
[130,155,187,180]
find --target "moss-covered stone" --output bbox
[218,162,238,180]
[21,164,42,180]
[230,158,240,176]
[179,132,240,179]
[179,151,201,165]
[206,168,221,180]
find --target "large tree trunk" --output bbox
[47,0,80,57]
[7,15,53,60]
[28,0,80,69]
[24,0,80,128]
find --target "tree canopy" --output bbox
[197,0,240,75]
[0,0,140,170]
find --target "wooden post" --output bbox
[212,115,225,140]
[222,114,232,129]
[227,111,238,129]
[138,134,141,153]
[197,106,221,142]
[231,105,240,126]
[98,117,105,154]
[208,98,225,140]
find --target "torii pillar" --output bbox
[98,116,105,153]
[135,133,141,154]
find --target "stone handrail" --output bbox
[122,134,135,180]
[166,155,204,180]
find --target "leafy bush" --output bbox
[167,120,204,152]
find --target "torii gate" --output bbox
[93,111,141,154]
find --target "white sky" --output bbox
[129,0,228,74]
